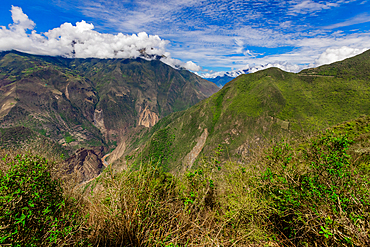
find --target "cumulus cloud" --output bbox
[315,46,368,66]
[10,5,35,30]
[0,6,201,71]
[201,71,229,78]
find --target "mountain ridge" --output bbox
[124,49,370,172]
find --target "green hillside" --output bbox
[126,49,370,172]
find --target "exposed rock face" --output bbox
[91,145,108,159]
[65,148,104,183]
[0,84,17,118]
[93,109,108,139]
[183,128,208,170]
[138,105,159,127]
[108,141,126,165]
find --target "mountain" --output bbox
[204,76,234,88]
[124,49,370,172]
[202,62,301,88]
[0,50,219,152]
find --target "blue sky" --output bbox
[0,0,369,77]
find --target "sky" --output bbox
[0,0,369,77]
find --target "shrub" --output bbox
[261,131,370,246]
[0,154,83,246]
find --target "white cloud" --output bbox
[0,6,200,71]
[248,62,301,73]
[323,13,370,29]
[10,5,36,31]
[288,0,338,15]
[201,71,229,78]
[160,57,202,71]
[314,46,368,66]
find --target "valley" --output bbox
[0,50,219,181]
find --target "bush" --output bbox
[261,132,370,246]
[0,154,83,246]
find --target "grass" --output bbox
[0,123,369,246]
[2,116,369,246]
[81,153,272,246]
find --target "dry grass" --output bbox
[79,156,275,246]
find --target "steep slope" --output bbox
[126,49,370,172]
[0,50,219,153]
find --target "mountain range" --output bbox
[0,50,218,148]
[0,50,219,179]
[203,62,303,88]
[1,49,370,177]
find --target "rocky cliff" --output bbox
[65,148,104,183]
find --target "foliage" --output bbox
[141,127,175,171]
[0,154,84,246]
[64,132,76,144]
[261,131,370,246]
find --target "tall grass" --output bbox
[82,157,272,246]
[2,117,370,246]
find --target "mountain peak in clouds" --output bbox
[0,6,202,72]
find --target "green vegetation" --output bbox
[141,127,175,170]
[1,115,370,246]
[64,132,76,144]
[210,87,229,134]
[261,131,370,245]
[0,153,85,246]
